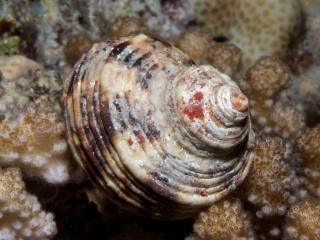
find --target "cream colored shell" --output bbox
[63,34,255,220]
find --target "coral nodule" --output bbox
[0,167,57,239]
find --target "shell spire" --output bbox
[63,34,255,220]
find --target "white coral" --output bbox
[0,167,57,239]
[0,56,84,184]
[0,101,80,184]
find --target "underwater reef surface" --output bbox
[0,0,320,239]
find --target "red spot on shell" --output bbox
[199,188,208,197]
[183,104,204,121]
[193,92,203,101]
[127,138,133,146]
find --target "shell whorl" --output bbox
[63,34,255,220]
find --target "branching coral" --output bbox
[283,200,320,239]
[237,134,299,218]
[0,56,83,184]
[63,34,93,66]
[106,16,149,39]
[176,28,213,63]
[207,42,242,81]
[294,124,320,199]
[194,0,302,71]
[130,0,194,40]
[291,15,320,121]
[0,100,80,184]
[186,198,256,240]
[177,28,243,81]
[57,0,193,42]
[239,56,305,139]
[0,167,57,239]
[234,133,301,238]
[0,55,42,81]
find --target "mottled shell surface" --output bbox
[63,34,255,220]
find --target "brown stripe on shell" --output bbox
[123,89,161,149]
[66,55,88,95]
[81,53,168,210]
[144,172,176,199]
[77,69,107,178]
[68,69,108,190]
[149,36,172,48]
[113,94,128,130]
[63,46,119,199]
[136,75,149,89]
[123,49,139,64]
[99,96,118,139]
[96,106,161,209]
[66,70,77,95]
[137,62,159,90]
[145,122,161,141]
[182,58,195,67]
[132,52,152,68]
[119,90,189,212]
[127,108,147,147]
[109,41,131,57]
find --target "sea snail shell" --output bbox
[63,34,255,220]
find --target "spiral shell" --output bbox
[63,34,255,220]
